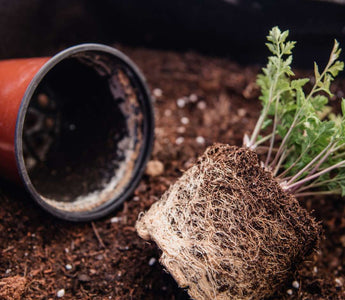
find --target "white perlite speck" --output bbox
[65,264,72,270]
[181,117,189,125]
[286,289,293,295]
[189,94,198,102]
[292,281,299,289]
[196,136,205,145]
[148,257,157,266]
[153,88,163,97]
[176,137,185,145]
[177,98,186,108]
[197,101,206,110]
[57,289,65,298]
[110,216,122,223]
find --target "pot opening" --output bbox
[22,50,146,213]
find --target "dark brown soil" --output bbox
[1,45,345,299]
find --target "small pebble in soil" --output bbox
[181,117,189,125]
[148,257,157,266]
[78,273,91,282]
[292,281,300,289]
[189,93,198,102]
[237,108,247,117]
[57,289,65,298]
[177,126,186,133]
[133,196,140,202]
[65,264,72,270]
[5,269,11,274]
[313,266,318,273]
[164,109,172,117]
[64,248,69,253]
[197,101,207,110]
[196,136,205,145]
[286,289,293,296]
[146,160,164,177]
[153,88,163,98]
[176,137,185,145]
[177,98,186,108]
[110,216,122,223]
[335,277,343,287]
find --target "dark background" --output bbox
[1,0,345,68]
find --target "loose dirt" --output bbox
[1,45,345,299]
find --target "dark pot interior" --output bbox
[19,46,153,220]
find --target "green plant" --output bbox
[244,26,345,197]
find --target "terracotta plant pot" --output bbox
[0,44,154,221]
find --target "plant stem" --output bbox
[286,160,345,191]
[265,96,280,167]
[269,109,301,169]
[252,133,274,148]
[308,144,336,177]
[305,43,336,102]
[295,189,341,198]
[248,74,281,148]
[273,148,290,176]
[286,142,334,185]
[256,146,279,152]
[295,176,345,193]
[277,143,311,178]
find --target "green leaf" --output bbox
[291,79,310,89]
[261,119,273,130]
[328,61,344,77]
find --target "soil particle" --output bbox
[145,160,164,177]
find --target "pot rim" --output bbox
[14,43,154,221]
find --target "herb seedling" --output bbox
[136,27,344,300]
[244,26,345,197]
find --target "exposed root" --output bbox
[136,144,321,300]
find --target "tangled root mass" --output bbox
[136,144,321,300]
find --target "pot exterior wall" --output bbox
[0,57,49,182]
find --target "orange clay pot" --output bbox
[0,44,154,221]
[0,57,49,182]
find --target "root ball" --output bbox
[136,144,321,299]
